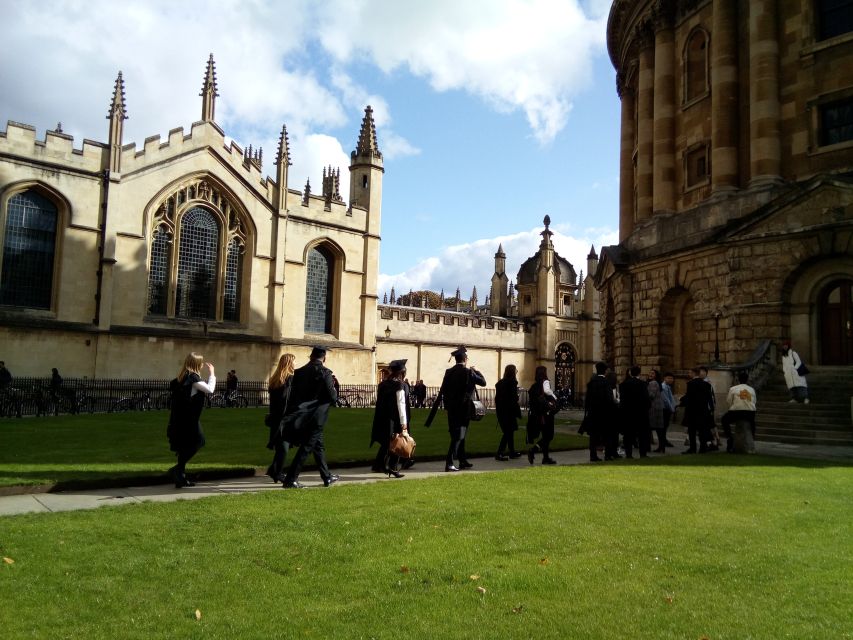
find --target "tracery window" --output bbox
[684,29,708,103]
[0,190,58,309]
[304,245,334,333]
[146,178,247,322]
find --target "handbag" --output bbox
[796,363,809,376]
[388,427,416,458]
[468,386,485,422]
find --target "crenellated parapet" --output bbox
[378,304,529,333]
[0,121,107,174]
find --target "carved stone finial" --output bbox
[200,53,219,122]
[276,124,292,167]
[543,214,551,229]
[302,178,311,206]
[55,122,63,133]
[353,105,383,159]
[107,71,128,121]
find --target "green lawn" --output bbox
[0,408,586,488]
[0,457,850,639]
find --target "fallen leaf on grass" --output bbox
[664,595,674,604]
[538,557,549,565]
[698,636,710,640]
[407,536,413,543]
[476,586,487,594]
[2,557,14,565]
[400,566,410,574]
[511,605,524,614]
[296,567,302,572]
[194,609,202,621]
[469,574,480,581]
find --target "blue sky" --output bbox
[0,0,620,300]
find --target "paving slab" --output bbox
[0,494,51,516]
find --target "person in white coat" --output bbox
[781,341,809,404]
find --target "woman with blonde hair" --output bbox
[167,352,215,488]
[266,353,295,482]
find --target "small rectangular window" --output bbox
[685,145,709,188]
[818,0,853,40]
[819,99,853,146]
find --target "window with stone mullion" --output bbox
[223,237,242,322]
[175,207,219,320]
[147,227,171,315]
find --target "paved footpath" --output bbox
[1,442,850,518]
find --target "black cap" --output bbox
[310,345,329,359]
[388,359,407,372]
[450,346,467,358]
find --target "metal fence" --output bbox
[0,377,532,418]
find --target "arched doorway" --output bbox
[820,279,853,364]
[554,343,576,404]
[659,288,698,372]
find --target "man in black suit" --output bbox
[619,365,650,458]
[282,346,339,488]
[425,346,486,471]
[683,367,715,454]
[584,361,614,462]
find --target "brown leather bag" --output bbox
[388,428,416,459]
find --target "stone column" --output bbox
[749,0,782,185]
[711,0,739,194]
[618,73,636,241]
[636,23,655,222]
[652,9,676,214]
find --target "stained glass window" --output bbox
[223,237,242,322]
[147,227,171,315]
[175,207,219,319]
[304,246,333,333]
[1,191,57,308]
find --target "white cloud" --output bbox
[379,224,618,301]
[318,0,607,144]
[289,134,352,201]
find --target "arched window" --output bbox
[684,29,708,103]
[146,178,248,322]
[1,190,58,309]
[175,207,219,320]
[304,245,334,333]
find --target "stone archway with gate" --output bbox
[554,342,577,404]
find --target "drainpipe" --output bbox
[93,169,110,326]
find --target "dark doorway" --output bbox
[820,279,853,364]
[554,343,576,404]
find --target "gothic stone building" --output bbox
[0,57,383,381]
[596,0,853,378]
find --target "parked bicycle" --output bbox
[208,389,249,408]
[0,387,23,418]
[336,392,365,408]
[110,390,153,413]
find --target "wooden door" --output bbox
[820,280,853,365]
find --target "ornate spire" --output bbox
[200,53,219,122]
[588,244,597,258]
[508,280,515,302]
[390,286,396,304]
[302,178,311,206]
[354,105,382,159]
[276,124,292,167]
[107,71,127,121]
[383,292,388,304]
[496,243,505,257]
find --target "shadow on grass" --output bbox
[608,450,853,469]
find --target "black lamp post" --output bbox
[713,310,722,363]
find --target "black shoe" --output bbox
[509,451,523,459]
[323,474,340,487]
[445,465,460,472]
[386,469,404,478]
[459,461,473,469]
[283,481,305,489]
[542,457,557,465]
[495,454,510,461]
[527,448,536,465]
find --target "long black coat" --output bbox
[266,376,292,449]
[281,360,337,443]
[425,364,486,428]
[166,373,206,453]
[619,376,650,430]
[494,378,521,432]
[684,377,715,427]
[585,374,614,434]
[370,379,411,446]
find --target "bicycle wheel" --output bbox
[353,395,365,408]
[111,398,132,413]
[233,394,249,408]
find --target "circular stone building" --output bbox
[596,0,853,377]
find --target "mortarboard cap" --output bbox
[450,346,468,361]
[388,359,407,371]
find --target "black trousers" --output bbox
[268,441,290,479]
[687,420,711,452]
[497,427,517,455]
[284,426,331,483]
[373,441,400,471]
[446,425,469,466]
[624,425,650,458]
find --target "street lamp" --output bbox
[384,325,391,339]
[713,310,722,364]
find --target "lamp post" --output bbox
[384,325,391,339]
[713,310,722,364]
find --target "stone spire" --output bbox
[322,166,343,209]
[276,124,292,168]
[383,292,388,304]
[200,54,219,122]
[455,287,461,312]
[389,286,396,304]
[302,178,311,206]
[471,286,478,310]
[106,71,127,174]
[491,242,509,316]
[354,105,382,160]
